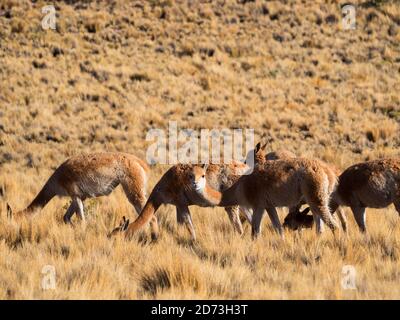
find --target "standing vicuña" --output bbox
[250,143,347,233]
[109,162,250,240]
[8,152,153,225]
[330,159,400,232]
[195,157,340,238]
[283,159,400,233]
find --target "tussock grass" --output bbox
[0,0,399,299]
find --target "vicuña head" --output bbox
[108,216,130,238]
[187,164,208,193]
[245,141,267,166]
[283,207,313,231]
[7,201,38,221]
[245,141,296,167]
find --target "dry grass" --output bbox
[0,0,399,299]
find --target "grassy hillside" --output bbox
[0,0,399,299]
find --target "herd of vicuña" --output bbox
[7,142,400,241]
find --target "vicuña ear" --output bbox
[118,216,127,230]
[6,203,12,220]
[201,163,208,171]
[261,143,267,151]
[123,219,130,231]
[300,207,310,215]
[255,142,261,153]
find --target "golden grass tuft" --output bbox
[0,0,399,299]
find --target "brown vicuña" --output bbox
[196,157,340,238]
[333,159,400,232]
[282,162,348,233]
[232,147,297,226]
[286,159,400,233]
[8,152,152,225]
[109,162,250,240]
[251,143,347,233]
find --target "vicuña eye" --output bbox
[202,175,205,178]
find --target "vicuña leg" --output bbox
[225,206,244,235]
[251,207,265,239]
[394,199,400,216]
[63,198,78,224]
[351,205,366,233]
[329,200,347,232]
[75,197,85,222]
[176,207,186,225]
[121,178,147,216]
[239,207,253,224]
[336,207,347,233]
[313,214,325,234]
[266,206,284,237]
[309,204,338,235]
[177,205,196,240]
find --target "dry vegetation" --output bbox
[0,0,400,299]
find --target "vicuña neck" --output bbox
[196,183,223,206]
[197,180,241,208]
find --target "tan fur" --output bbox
[245,142,296,165]
[280,158,363,233]
[285,160,347,233]
[194,157,340,239]
[10,152,150,223]
[265,149,297,161]
[251,143,347,234]
[331,158,400,232]
[283,159,400,233]
[109,162,249,240]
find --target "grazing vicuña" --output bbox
[8,152,151,224]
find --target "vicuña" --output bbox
[283,158,400,233]
[8,152,153,225]
[109,162,250,240]
[198,156,340,238]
